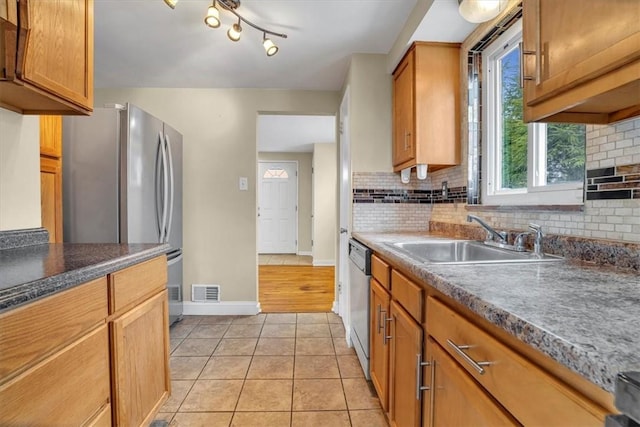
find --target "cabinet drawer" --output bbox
[427,297,607,426]
[109,256,167,314]
[0,276,107,381]
[391,270,422,322]
[371,254,390,290]
[0,325,111,426]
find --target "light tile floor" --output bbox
[158,312,389,427]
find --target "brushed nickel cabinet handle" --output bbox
[415,353,431,400]
[383,317,392,345]
[376,304,385,334]
[519,41,536,88]
[446,339,491,375]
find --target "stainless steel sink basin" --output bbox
[388,240,563,264]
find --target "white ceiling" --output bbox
[94,0,478,151]
[257,115,336,153]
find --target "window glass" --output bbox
[500,45,527,190]
[482,20,585,205]
[263,168,289,179]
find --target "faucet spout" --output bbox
[466,215,508,244]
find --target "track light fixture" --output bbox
[164,0,287,57]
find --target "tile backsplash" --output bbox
[352,118,640,243]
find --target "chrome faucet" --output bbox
[528,223,544,257]
[514,223,545,256]
[466,215,508,244]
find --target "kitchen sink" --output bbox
[387,240,564,265]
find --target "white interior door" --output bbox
[338,88,351,338]
[258,161,298,254]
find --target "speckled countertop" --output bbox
[0,242,170,313]
[353,231,640,394]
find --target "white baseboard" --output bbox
[332,300,339,313]
[183,301,260,316]
[298,251,312,256]
[313,259,335,266]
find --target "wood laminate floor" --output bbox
[258,265,334,313]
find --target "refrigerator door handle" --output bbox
[168,251,183,265]
[156,131,169,243]
[165,133,175,244]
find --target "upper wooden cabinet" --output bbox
[522,0,640,124]
[392,42,461,172]
[0,0,93,115]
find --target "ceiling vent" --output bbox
[192,284,220,303]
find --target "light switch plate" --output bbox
[239,177,248,191]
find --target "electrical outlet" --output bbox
[442,181,448,199]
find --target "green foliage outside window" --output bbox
[499,46,585,190]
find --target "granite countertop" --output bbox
[353,231,640,394]
[0,242,170,313]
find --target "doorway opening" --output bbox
[256,113,337,312]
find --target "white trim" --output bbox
[313,259,335,267]
[183,301,260,316]
[332,300,339,314]
[298,250,312,256]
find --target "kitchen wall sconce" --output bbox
[165,0,287,56]
[458,0,506,23]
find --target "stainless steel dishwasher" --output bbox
[349,238,372,380]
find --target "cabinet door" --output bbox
[40,115,62,158]
[427,337,519,426]
[389,300,423,427]
[40,156,62,243]
[522,0,640,123]
[393,52,415,167]
[111,290,170,427]
[0,325,111,427]
[21,0,93,110]
[370,279,391,412]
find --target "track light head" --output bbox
[263,34,278,56]
[164,0,178,9]
[227,22,242,42]
[204,2,221,28]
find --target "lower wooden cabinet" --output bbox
[368,252,614,427]
[389,300,423,427]
[0,255,169,426]
[0,325,111,426]
[111,290,170,427]
[426,337,519,426]
[370,278,391,411]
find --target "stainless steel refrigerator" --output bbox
[62,103,183,325]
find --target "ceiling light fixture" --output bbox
[204,1,221,28]
[458,0,506,23]
[227,19,242,42]
[163,0,178,9]
[263,34,278,57]
[166,0,287,56]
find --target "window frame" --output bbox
[481,20,584,206]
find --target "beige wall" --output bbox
[312,143,337,264]
[258,152,312,253]
[346,54,393,173]
[0,108,41,231]
[95,88,339,302]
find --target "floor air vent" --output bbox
[192,284,220,302]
